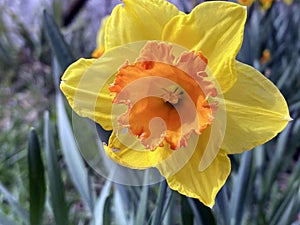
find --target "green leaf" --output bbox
[188,198,216,225]
[42,10,74,86]
[151,181,167,225]
[113,186,132,225]
[162,191,181,225]
[56,93,93,210]
[92,180,112,225]
[0,41,13,68]
[43,111,69,225]
[135,173,150,225]
[277,188,299,225]
[0,183,29,224]
[214,185,230,225]
[52,0,63,26]
[160,187,174,223]
[230,151,253,225]
[181,195,193,225]
[50,42,93,211]
[263,123,293,199]
[269,182,299,225]
[253,145,265,201]
[0,211,19,225]
[27,129,46,225]
[103,195,113,225]
[134,187,149,225]
[268,145,300,224]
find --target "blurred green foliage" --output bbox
[0,0,299,225]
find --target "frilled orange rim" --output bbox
[109,41,219,151]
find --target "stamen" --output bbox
[161,85,184,105]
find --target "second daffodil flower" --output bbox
[60,0,290,207]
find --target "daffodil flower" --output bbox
[60,0,290,207]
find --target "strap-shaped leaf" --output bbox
[0,183,29,224]
[188,198,217,225]
[43,10,74,88]
[230,151,253,225]
[0,211,19,225]
[56,93,93,210]
[44,111,69,225]
[28,129,46,225]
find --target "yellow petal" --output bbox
[60,58,114,130]
[60,42,149,130]
[221,61,291,154]
[157,128,231,207]
[105,130,202,177]
[92,16,109,58]
[104,131,173,169]
[96,16,109,49]
[162,2,247,92]
[106,118,230,207]
[105,0,179,50]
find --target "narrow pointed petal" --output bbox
[221,61,290,154]
[162,2,247,92]
[105,0,179,50]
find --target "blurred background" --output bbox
[0,0,300,224]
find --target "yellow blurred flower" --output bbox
[260,49,271,64]
[259,0,274,10]
[238,0,255,7]
[60,0,290,207]
[283,0,293,5]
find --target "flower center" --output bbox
[161,85,184,105]
[109,41,218,151]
